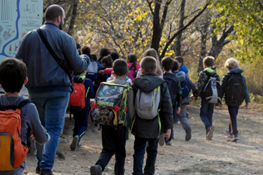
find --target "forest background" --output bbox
[44,0,263,101]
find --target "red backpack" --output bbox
[68,79,86,113]
[0,99,31,171]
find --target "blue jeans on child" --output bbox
[133,136,159,175]
[73,105,90,141]
[30,90,70,170]
[227,105,239,135]
[96,125,126,175]
[173,104,178,123]
[200,99,214,130]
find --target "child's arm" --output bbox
[28,104,50,144]
[175,75,182,109]
[103,68,113,74]
[196,71,207,97]
[221,75,227,101]
[160,83,173,133]
[127,88,135,127]
[242,75,250,108]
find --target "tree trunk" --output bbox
[68,0,78,36]
[151,0,162,54]
[174,0,186,56]
[198,31,207,72]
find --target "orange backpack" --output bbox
[0,99,31,171]
[68,79,86,113]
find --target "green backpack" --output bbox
[89,81,130,126]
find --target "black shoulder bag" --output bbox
[37,28,73,92]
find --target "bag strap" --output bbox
[37,28,73,91]
[0,99,31,111]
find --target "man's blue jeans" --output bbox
[30,90,70,170]
[133,136,159,175]
[200,99,214,130]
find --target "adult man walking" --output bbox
[15,4,89,175]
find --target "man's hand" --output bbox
[165,129,171,140]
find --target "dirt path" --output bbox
[24,105,263,175]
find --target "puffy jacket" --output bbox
[16,23,89,93]
[221,68,250,103]
[131,73,173,139]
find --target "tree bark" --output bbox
[174,0,186,56]
[68,0,78,36]
[208,25,234,59]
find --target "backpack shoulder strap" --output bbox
[0,99,32,111]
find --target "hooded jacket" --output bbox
[131,72,173,138]
[196,68,220,98]
[15,23,89,93]
[179,65,189,75]
[221,68,250,103]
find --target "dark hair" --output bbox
[76,43,81,49]
[203,56,214,67]
[45,4,63,22]
[100,48,110,58]
[175,56,184,65]
[113,59,128,76]
[142,48,161,75]
[81,46,90,55]
[161,56,173,71]
[172,60,180,72]
[110,52,119,61]
[127,53,137,63]
[140,56,157,73]
[91,54,97,61]
[0,58,27,93]
[101,55,113,67]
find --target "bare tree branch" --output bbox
[161,2,209,58]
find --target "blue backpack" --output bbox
[163,73,178,101]
[175,72,191,99]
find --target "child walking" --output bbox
[161,56,182,145]
[70,70,94,150]
[127,53,140,82]
[0,58,49,175]
[194,56,220,140]
[131,56,173,175]
[173,60,198,141]
[221,58,250,142]
[90,59,134,175]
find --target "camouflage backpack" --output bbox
[89,81,130,126]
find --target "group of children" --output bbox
[0,47,250,175]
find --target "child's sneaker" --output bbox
[227,134,234,138]
[70,135,79,151]
[206,126,214,140]
[90,165,102,175]
[185,127,192,141]
[165,140,172,146]
[158,133,165,146]
[231,135,238,142]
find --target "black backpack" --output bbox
[225,73,245,106]
[202,72,222,104]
